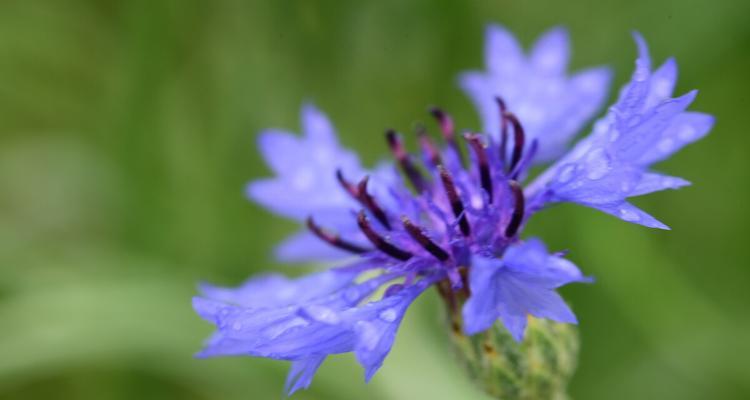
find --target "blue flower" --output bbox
[194,26,712,395]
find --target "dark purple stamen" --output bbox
[307,217,369,254]
[357,176,392,230]
[336,170,392,230]
[416,123,442,167]
[386,129,427,192]
[438,165,471,237]
[336,169,360,198]
[357,211,413,261]
[429,107,455,141]
[464,133,493,204]
[430,107,464,165]
[503,112,526,173]
[496,97,509,166]
[510,139,538,180]
[401,216,450,261]
[505,180,525,237]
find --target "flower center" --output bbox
[307,100,532,265]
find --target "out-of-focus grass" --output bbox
[0,0,748,399]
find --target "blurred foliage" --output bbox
[0,0,748,399]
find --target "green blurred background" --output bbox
[1,0,748,399]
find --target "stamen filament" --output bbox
[438,165,471,237]
[386,129,427,192]
[357,211,413,261]
[357,177,392,230]
[464,133,493,204]
[307,217,370,254]
[430,107,464,165]
[503,112,526,173]
[496,97,508,166]
[401,216,450,261]
[505,180,525,237]
[416,123,442,167]
[336,170,392,230]
[336,169,360,198]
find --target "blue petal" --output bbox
[485,24,524,74]
[463,240,588,339]
[645,58,678,109]
[194,272,403,360]
[628,173,690,197]
[199,269,359,308]
[247,104,364,221]
[613,32,652,114]
[459,24,611,163]
[247,104,410,263]
[503,238,592,288]
[192,296,225,323]
[585,201,670,230]
[530,26,570,75]
[614,90,698,164]
[285,356,327,396]
[462,256,505,335]
[257,130,307,175]
[351,279,431,381]
[637,111,715,165]
[527,34,713,229]
[301,103,336,145]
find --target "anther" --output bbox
[385,129,427,192]
[336,169,360,198]
[464,133,493,204]
[401,216,450,261]
[510,139,538,180]
[429,107,455,141]
[336,170,392,230]
[503,112,526,173]
[357,211,413,261]
[495,97,508,165]
[415,123,442,167]
[357,177,391,230]
[505,180,525,238]
[429,106,464,165]
[307,217,370,254]
[438,165,471,237]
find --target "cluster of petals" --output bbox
[194,24,713,395]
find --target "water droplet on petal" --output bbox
[585,149,611,180]
[355,321,378,351]
[677,125,697,141]
[232,322,242,331]
[657,138,674,154]
[303,305,341,325]
[556,164,576,184]
[619,207,641,222]
[379,308,398,322]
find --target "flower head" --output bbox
[194,25,712,395]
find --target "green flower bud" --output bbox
[443,297,579,400]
